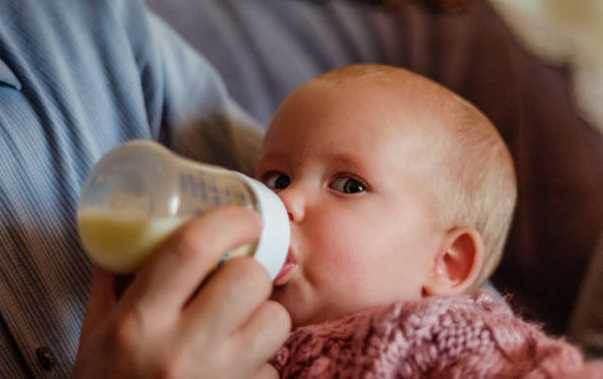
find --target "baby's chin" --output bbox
[273,286,426,327]
[271,282,322,327]
[271,274,388,327]
[271,287,303,326]
[271,287,354,327]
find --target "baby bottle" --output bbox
[77,140,289,279]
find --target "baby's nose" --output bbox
[285,202,304,222]
[279,188,305,223]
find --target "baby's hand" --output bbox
[74,206,291,379]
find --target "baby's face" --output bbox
[256,81,446,326]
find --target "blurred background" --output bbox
[147,0,603,357]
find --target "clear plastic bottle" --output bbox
[77,140,290,279]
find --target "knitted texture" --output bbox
[273,291,600,378]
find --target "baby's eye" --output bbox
[263,172,291,191]
[330,176,367,194]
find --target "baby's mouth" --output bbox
[274,248,298,286]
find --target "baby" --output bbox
[255,64,599,377]
[256,63,516,326]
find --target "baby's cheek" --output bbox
[308,218,372,287]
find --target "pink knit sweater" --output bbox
[272,291,602,378]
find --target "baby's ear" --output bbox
[422,227,484,297]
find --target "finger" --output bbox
[233,300,291,368]
[120,206,262,317]
[80,267,117,337]
[181,256,272,342]
[253,364,280,379]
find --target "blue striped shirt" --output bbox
[0,0,260,376]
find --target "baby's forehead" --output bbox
[307,71,470,122]
[267,66,489,156]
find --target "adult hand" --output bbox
[74,206,290,379]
